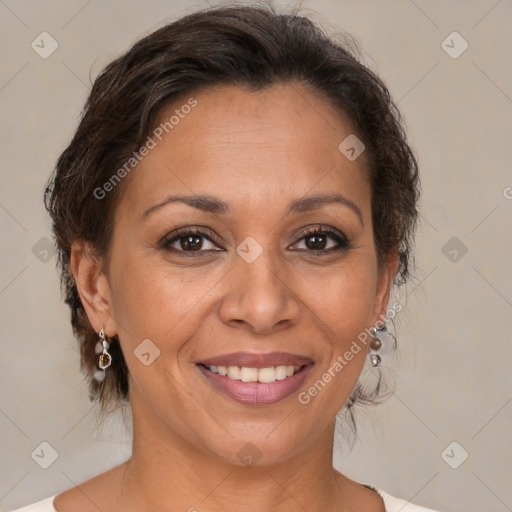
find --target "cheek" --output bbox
[300,267,375,411]
[310,257,377,340]
[302,255,378,404]
[107,250,217,350]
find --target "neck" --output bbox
[115,401,349,512]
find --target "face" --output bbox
[74,83,396,467]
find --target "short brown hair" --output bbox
[44,4,420,419]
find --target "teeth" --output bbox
[258,367,277,383]
[227,366,241,379]
[205,364,303,383]
[240,367,258,382]
[275,365,287,380]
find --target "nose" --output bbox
[218,248,301,335]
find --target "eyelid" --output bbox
[160,226,224,251]
[160,224,351,254]
[299,225,349,241]
[290,225,351,251]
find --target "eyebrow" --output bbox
[142,193,363,225]
[142,194,229,218]
[287,194,363,225]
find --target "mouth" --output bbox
[199,363,304,383]
[196,352,313,405]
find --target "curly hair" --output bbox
[44,3,420,419]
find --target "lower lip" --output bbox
[197,364,313,406]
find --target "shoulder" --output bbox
[375,488,441,512]
[10,462,127,512]
[51,461,128,512]
[8,495,56,512]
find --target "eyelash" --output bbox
[298,226,351,252]
[160,225,352,255]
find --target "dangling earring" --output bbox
[369,325,384,367]
[98,328,112,370]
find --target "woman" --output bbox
[13,4,440,511]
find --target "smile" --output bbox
[196,352,313,406]
[203,364,303,383]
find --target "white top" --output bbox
[9,489,440,511]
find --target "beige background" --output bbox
[1,1,511,511]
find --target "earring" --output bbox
[97,328,112,370]
[369,325,385,367]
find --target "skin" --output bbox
[58,83,398,512]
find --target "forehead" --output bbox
[116,83,371,221]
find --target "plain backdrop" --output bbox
[1,1,511,511]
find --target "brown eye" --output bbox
[305,233,328,250]
[292,227,351,253]
[161,228,222,254]
[179,234,204,251]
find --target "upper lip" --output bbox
[198,351,313,368]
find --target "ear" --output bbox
[372,248,399,324]
[70,240,117,337]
